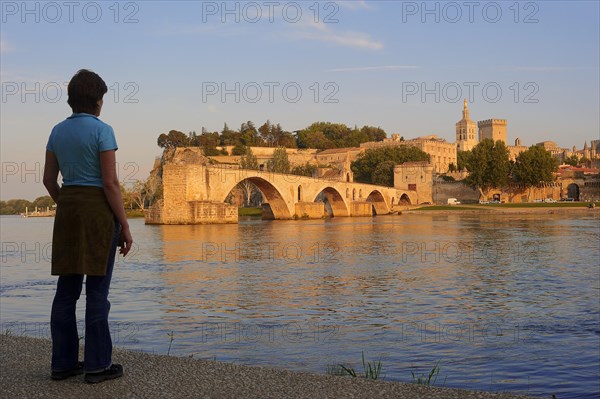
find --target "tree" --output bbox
[157,130,190,149]
[563,154,579,166]
[268,147,290,173]
[464,139,511,200]
[0,199,34,215]
[351,146,430,185]
[371,160,396,186]
[129,180,148,209]
[457,150,471,171]
[291,162,318,177]
[220,123,241,146]
[360,126,387,142]
[240,147,259,170]
[32,196,54,209]
[512,145,557,200]
[240,121,263,147]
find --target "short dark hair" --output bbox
[67,69,107,114]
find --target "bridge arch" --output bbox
[366,190,390,215]
[221,177,292,219]
[313,187,349,217]
[399,193,411,204]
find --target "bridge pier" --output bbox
[294,202,325,219]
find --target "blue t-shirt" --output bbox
[46,113,118,188]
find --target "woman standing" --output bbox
[43,69,133,384]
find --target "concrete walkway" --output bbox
[1,335,537,399]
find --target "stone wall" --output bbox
[350,202,373,216]
[432,181,480,204]
[294,202,325,219]
[189,201,237,224]
[394,162,433,204]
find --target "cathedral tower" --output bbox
[455,99,478,152]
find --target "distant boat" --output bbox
[21,206,56,218]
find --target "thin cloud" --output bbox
[293,20,383,51]
[328,65,419,72]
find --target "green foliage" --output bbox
[0,196,56,215]
[371,160,396,186]
[268,147,291,173]
[563,154,579,167]
[297,122,386,150]
[291,162,318,177]
[336,352,383,380]
[240,147,259,170]
[258,120,297,148]
[157,130,190,148]
[464,139,510,199]
[411,361,445,386]
[512,145,557,187]
[157,121,384,151]
[232,144,247,156]
[457,150,471,171]
[203,146,223,156]
[351,146,430,185]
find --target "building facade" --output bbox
[478,119,507,144]
[456,99,478,152]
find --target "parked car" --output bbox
[447,198,461,205]
[479,200,490,204]
[544,198,557,203]
[533,199,543,203]
[560,198,575,202]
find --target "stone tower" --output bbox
[478,119,507,144]
[455,99,478,152]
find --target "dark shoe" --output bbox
[51,361,84,380]
[84,364,124,384]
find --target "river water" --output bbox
[1,213,599,398]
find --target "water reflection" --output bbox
[1,213,598,398]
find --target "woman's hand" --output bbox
[118,226,133,256]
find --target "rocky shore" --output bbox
[0,335,539,399]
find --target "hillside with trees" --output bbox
[157,120,387,154]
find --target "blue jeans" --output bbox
[51,221,119,373]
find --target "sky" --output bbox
[1,0,599,200]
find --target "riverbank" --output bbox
[0,335,537,399]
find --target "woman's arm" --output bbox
[100,150,133,256]
[43,150,60,202]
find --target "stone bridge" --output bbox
[145,164,418,224]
